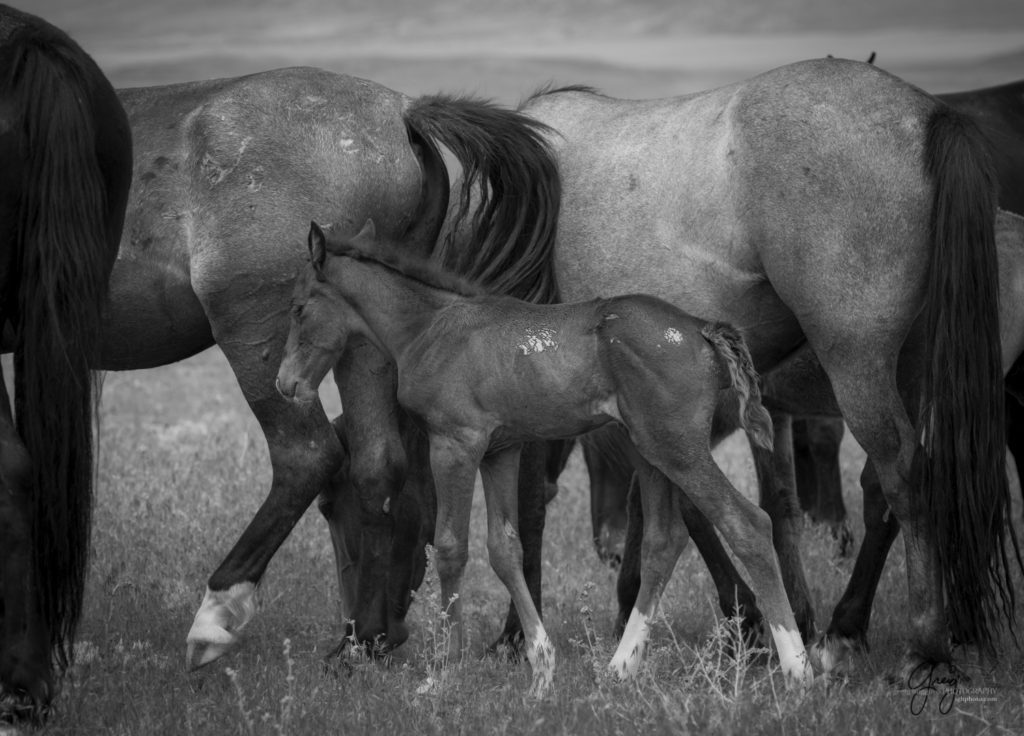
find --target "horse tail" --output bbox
[403,95,561,305]
[0,28,123,669]
[918,104,1020,653]
[700,323,773,452]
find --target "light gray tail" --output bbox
[700,323,773,451]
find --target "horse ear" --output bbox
[308,221,327,272]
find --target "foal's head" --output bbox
[276,220,377,403]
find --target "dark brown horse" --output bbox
[0,4,132,722]
[66,70,560,670]
[277,220,811,694]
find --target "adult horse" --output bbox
[0,65,560,668]
[511,58,1016,676]
[792,77,1024,546]
[0,4,132,722]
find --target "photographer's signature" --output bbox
[907,662,960,715]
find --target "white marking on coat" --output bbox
[518,328,558,355]
[186,582,257,668]
[769,623,814,685]
[664,327,684,344]
[527,629,556,697]
[609,607,650,678]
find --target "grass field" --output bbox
[7,1,1024,733]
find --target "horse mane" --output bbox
[327,231,491,299]
[521,83,604,107]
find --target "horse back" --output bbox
[105,68,424,369]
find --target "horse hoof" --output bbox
[185,583,257,670]
[810,633,864,676]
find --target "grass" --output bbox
[6,347,1020,735]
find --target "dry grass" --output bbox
[6,347,1020,735]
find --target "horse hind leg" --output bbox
[753,410,816,642]
[609,462,691,679]
[793,417,854,557]
[813,459,899,674]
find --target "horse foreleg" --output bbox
[480,445,555,697]
[753,411,816,642]
[186,392,342,669]
[813,460,899,674]
[0,375,52,721]
[609,463,690,680]
[488,441,548,660]
[428,432,484,665]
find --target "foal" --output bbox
[277,220,814,694]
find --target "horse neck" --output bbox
[334,257,459,357]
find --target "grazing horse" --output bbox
[0,4,132,722]
[277,220,813,695]
[0,66,560,667]
[511,58,1018,676]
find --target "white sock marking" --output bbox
[185,582,257,669]
[609,607,650,679]
[769,623,814,685]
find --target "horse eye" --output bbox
[292,303,304,317]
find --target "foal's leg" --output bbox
[752,411,816,642]
[614,473,762,644]
[480,446,556,696]
[609,461,691,678]
[489,441,548,659]
[813,460,900,672]
[429,432,486,664]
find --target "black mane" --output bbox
[327,232,492,299]
[521,83,603,108]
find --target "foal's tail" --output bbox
[403,95,561,305]
[0,25,128,669]
[918,105,1020,653]
[700,323,773,452]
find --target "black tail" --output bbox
[919,105,1021,653]
[700,323,773,452]
[0,23,129,668]
[403,95,561,305]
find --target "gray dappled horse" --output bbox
[515,57,1018,676]
[276,221,810,695]
[593,77,1024,667]
[0,66,561,669]
[0,4,132,722]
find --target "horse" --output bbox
[323,58,1018,679]
[276,219,813,695]
[507,58,1019,678]
[0,66,560,668]
[790,77,1024,549]
[0,4,132,722]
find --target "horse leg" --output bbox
[479,446,555,696]
[0,373,51,721]
[185,332,343,668]
[489,441,548,659]
[613,473,763,646]
[753,411,816,642]
[428,432,485,664]
[793,417,853,557]
[813,460,900,672]
[609,462,691,679]
[582,426,632,566]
